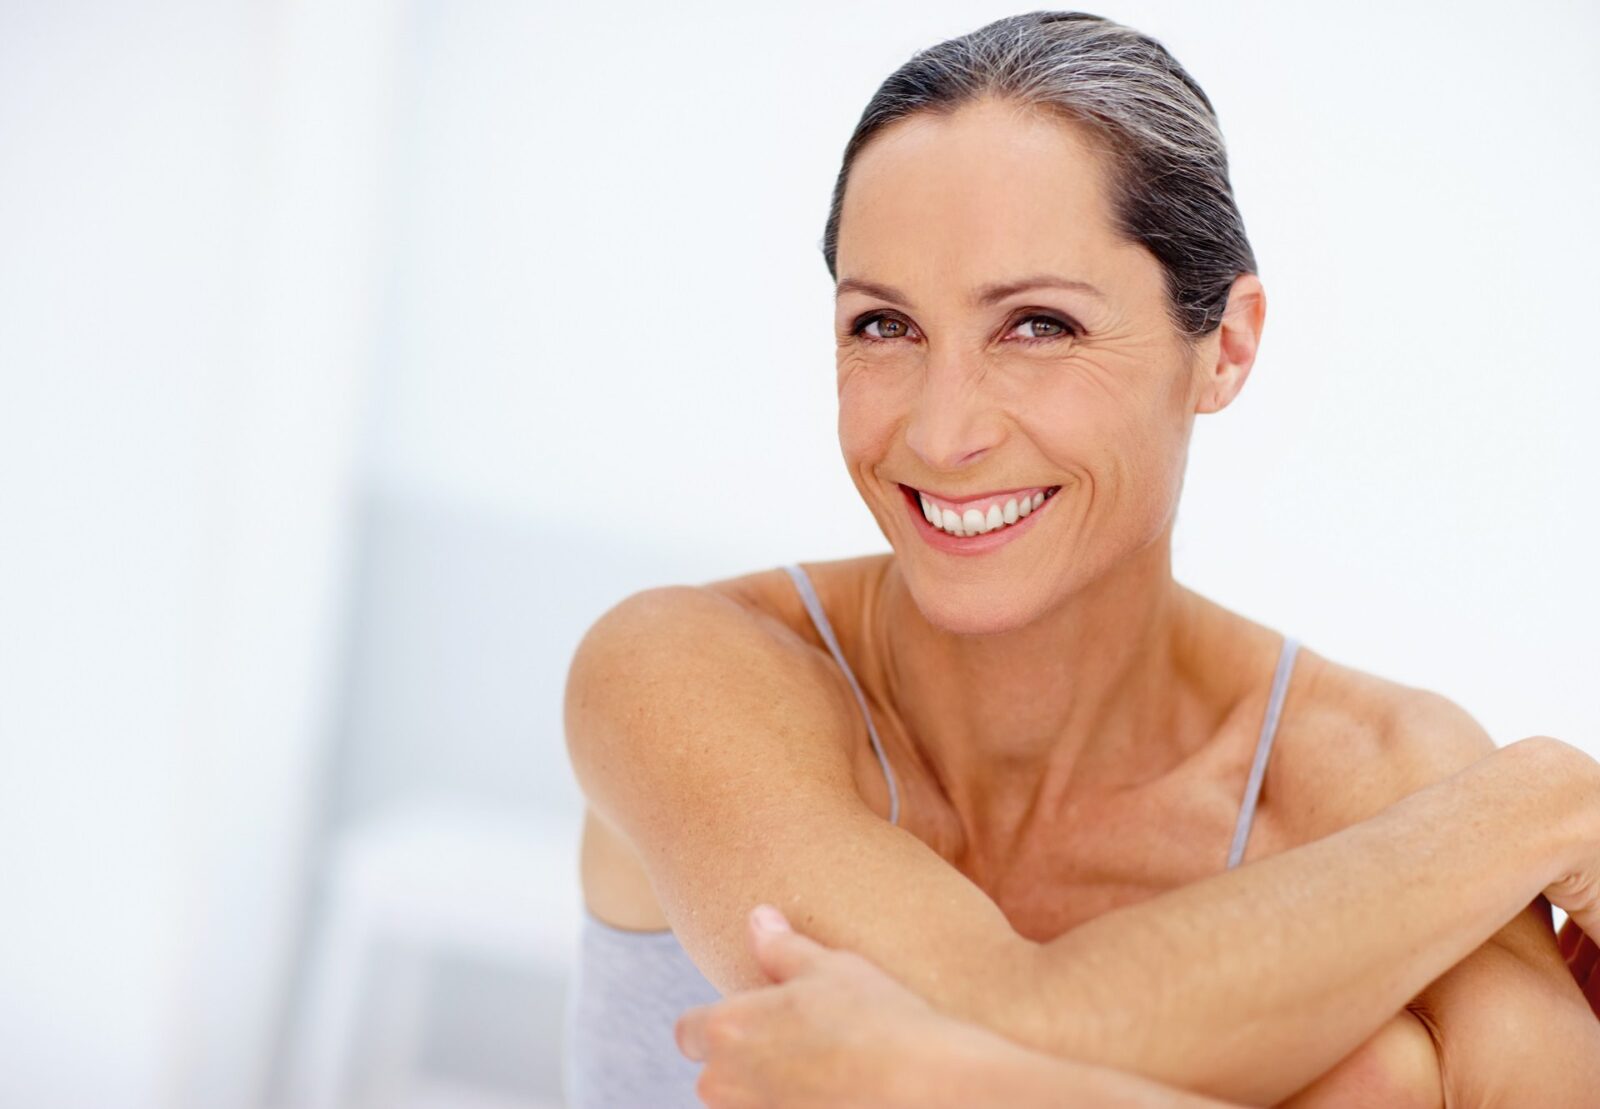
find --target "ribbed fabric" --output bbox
[565,906,720,1108]
[563,563,1300,1106]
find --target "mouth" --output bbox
[897,481,1063,553]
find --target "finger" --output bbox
[675,1003,711,1062]
[751,903,792,934]
[747,904,831,983]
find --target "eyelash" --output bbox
[849,311,1080,345]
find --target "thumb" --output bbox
[747,903,828,983]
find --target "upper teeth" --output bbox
[918,488,1051,537]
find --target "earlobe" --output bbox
[1195,274,1265,415]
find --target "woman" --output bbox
[563,10,1600,1106]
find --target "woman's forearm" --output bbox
[983,735,1598,1106]
[909,1018,1248,1109]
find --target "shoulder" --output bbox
[700,553,893,643]
[563,572,863,829]
[1264,648,1499,846]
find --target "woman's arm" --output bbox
[680,900,1501,1109]
[1255,691,1600,1107]
[1010,734,1597,1105]
[681,905,1249,1109]
[916,1025,1246,1109]
[567,587,1600,1106]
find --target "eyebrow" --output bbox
[834,273,1107,306]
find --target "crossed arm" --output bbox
[680,900,1600,1108]
[1251,691,1600,1106]
[566,586,1600,1105]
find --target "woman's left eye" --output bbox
[1009,314,1077,343]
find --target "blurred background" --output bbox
[1,0,1595,1106]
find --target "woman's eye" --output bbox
[1009,314,1077,343]
[850,311,1079,344]
[853,314,912,341]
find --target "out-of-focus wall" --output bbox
[1,0,396,1106]
[352,0,1600,749]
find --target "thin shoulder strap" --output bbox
[1226,634,1300,869]
[782,563,901,826]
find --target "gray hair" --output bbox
[821,10,1256,343]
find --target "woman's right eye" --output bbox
[853,313,913,342]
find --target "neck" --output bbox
[876,533,1209,844]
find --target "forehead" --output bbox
[836,98,1134,292]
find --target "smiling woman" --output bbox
[562,9,1600,1108]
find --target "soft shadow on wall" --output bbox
[266,484,719,1109]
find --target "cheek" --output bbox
[1017,380,1185,516]
[836,363,911,460]
[1094,416,1188,546]
[837,411,896,484]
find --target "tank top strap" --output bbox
[782,563,901,826]
[1226,634,1300,869]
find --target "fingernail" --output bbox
[752,904,790,932]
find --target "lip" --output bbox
[898,482,1059,556]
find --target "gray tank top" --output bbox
[563,562,1301,1107]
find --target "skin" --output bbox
[678,903,1600,1108]
[687,903,1245,1108]
[567,94,1600,1105]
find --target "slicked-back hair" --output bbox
[821,10,1256,344]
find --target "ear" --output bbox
[1193,272,1266,415]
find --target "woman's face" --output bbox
[832,96,1247,634]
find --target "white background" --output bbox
[1,1,1595,1106]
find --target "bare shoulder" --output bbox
[700,552,893,640]
[563,562,1037,999]
[565,569,864,927]
[1263,647,1500,847]
[565,573,863,814]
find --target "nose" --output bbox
[902,363,1005,473]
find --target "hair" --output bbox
[820,10,1256,344]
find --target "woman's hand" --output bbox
[1539,736,1600,937]
[1539,734,1600,1017]
[1534,736,1600,1022]
[675,905,1250,1108]
[674,904,957,1108]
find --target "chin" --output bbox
[900,571,1050,636]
